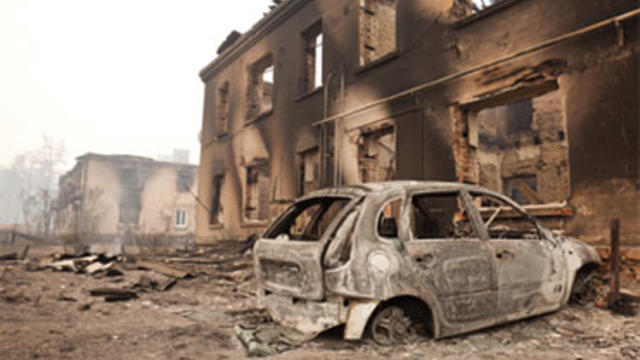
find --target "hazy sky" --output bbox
[0,0,271,167]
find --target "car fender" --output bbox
[344,299,379,340]
[343,291,443,340]
[559,236,601,303]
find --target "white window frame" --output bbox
[175,208,188,229]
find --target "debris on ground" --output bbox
[89,288,138,302]
[0,241,638,360]
[0,245,30,261]
[137,261,192,279]
[235,323,315,357]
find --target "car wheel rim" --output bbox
[371,305,413,345]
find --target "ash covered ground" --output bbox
[0,243,638,360]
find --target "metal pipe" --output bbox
[312,8,640,127]
[321,72,334,186]
[608,218,621,305]
[334,66,345,186]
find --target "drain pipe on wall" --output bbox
[334,65,346,187]
[321,72,334,186]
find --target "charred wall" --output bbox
[197,0,640,245]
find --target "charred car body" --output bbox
[254,181,600,344]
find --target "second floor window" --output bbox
[217,81,230,135]
[301,21,323,94]
[359,0,397,66]
[472,0,507,12]
[247,54,274,121]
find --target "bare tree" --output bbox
[5,136,66,237]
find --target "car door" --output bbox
[403,190,498,324]
[254,195,356,301]
[467,190,566,318]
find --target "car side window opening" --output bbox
[377,198,402,238]
[469,192,541,240]
[411,192,475,240]
[263,197,351,241]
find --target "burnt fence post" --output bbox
[608,218,620,305]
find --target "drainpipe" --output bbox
[335,65,346,187]
[322,72,334,187]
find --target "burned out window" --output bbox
[358,125,396,182]
[454,88,569,205]
[503,175,539,205]
[118,167,141,225]
[359,0,397,66]
[469,192,540,240]
[247,54,274,121]
[301,22,323,94]
[377,198,402,238]
[209,174,224,226]
[454,0,509,16]
[471,0,507,12]
[245,162,270,222]
[411,192,474,239]
[176,170,193,193]
[298,148,319,196]
[264,197,351,241]
[217,81,230,135]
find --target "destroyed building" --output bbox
[56,153,199,248]
[195,0,639,246]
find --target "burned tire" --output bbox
[570,269,596,305]
[368,305,415,345]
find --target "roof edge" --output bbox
[199,0,312,82]
[76,153,198,168]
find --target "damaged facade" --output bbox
[196,0,639,245]
[56,153,199,248]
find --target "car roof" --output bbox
[303,181,487,199]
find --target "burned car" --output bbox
[254,181,600,344]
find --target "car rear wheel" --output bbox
[369,305,414,345]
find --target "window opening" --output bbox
[210,174,224,226]
[176,170,193,193]
[454,89,569,205]
[302,22,323,93]
[247,55,274,120]
[471,0,508,13]
[175,209,187,228]
[217,82,230,135]
[245,162,270,221]
[118,167,141,225]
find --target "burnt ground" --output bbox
[0,244,639,360]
